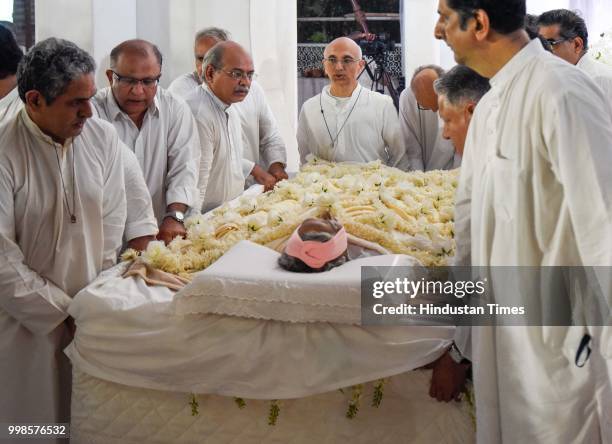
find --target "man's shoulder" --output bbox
[91,87,113,117]
[359,87,393,107]
[80,116,119,148]
[300,93,323,115]
[157,87,192,114]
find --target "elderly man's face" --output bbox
[107,51,160,117]
[195,36,220,79]
[435,0,474,66]
[538,24,582,65]
[27,73,95,145]
[207,47,254,105]
[438,96,472,156]
[323,39,365,90]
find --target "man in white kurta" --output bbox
[93,39,200,245]
[538,9,612,105]
[297,37,410,169]
[436,1,612,442]
[0,38,127,441]
[169,27,288,184]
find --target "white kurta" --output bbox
[0,110,126,438]
[456,39,612,443]
[0,87,22,122]
[0,90,156,242]
[185,83,253,212]
[297,84,411,170]
[170,74,286,170]
[92,87,201,222]
[579,53,612,107]
[398,88,457,171]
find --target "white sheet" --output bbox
[66,263,454,399]
[173,240,423,324]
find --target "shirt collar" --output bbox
[105,87,160,121]
[576,52,591,69]
[489,38,544,91]
[321,83,362,108]
[20,107,74,150]
[201,82,232,113]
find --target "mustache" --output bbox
[234,86,250,94]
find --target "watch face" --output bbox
[175,211,185,221]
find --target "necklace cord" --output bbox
[53,145,77,223]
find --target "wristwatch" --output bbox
[163,210,185,224]
[448,341,469,364]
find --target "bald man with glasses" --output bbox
[93,39,201,245]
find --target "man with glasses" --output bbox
[297,37,410,169]
[169,27,288,187]
[538,9,612,105]
[93,39,200,245]
[185,41,276,212]
[399,65,457,171]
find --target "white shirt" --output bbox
[0,86,22,122]
[0,109,126,425]
[170,74,286,170]
[92,87,200,222]
[297,84,411,169]
[578,53,612,107]
[398,88,457,171]
[185,83,253,212]
[456,39,612,443]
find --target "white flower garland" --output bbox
[590,28,612,66]
[125,159,459,276]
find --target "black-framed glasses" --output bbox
[217,69,257,82]
[323,57,360,66]
[545,37,569,47]
[111,71,161,89]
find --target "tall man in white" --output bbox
[0,38,127,436]
[169,27,288,185]
[93,39,200,245]
[538,9,612,105]
[399,65,457,171]
[186,41,276,212]
[297,37,410,169]
[436,0,612,442]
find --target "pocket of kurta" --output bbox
[491,156,516,222]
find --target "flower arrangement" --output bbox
[590,28,612,66]
[124,158,459,275]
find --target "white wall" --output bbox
[35,0,299,172]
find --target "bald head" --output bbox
[324,37,362,60]
[322,37,365,97]
[204,41,254,105]
[110,39,162,69]
[411,66,444,112]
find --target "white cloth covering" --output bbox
[580,53,612,107]
[456,39,612,443]
[170,74,287,171]
[66,260,455,399]
[0,110,126,435]
[297,84,411,170]
[185,83,254,212]
[92,87,201,222]
[0,87,21,122]
[399,88,458,171]
[173,240,422,324]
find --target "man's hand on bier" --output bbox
[157,217,186,244]
[268,162,288,182]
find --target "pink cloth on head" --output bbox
[285,227,348,269]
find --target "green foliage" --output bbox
[189,393,199,416]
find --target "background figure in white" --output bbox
[93,39,200,245]
[0,38,127,442]
[186,41,276,212]
[399,65,457,171]
[297,37,410,170]
[169,27,288,186]
[436,0,612,442]
[538,9,612,105]
[0,25,23,121]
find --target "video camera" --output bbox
[358,32,395,59]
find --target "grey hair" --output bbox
[202,42,226,78]
[110,39,162,69]
[412,64,445,81]
[17,37,95,104]
[195,27,230,43]
[278,231,348,273]
[433,65,490,107]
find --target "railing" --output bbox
[297,43,403,78]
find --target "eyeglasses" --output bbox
[545,38,569,47]
[111,71,161,89]
[217,69,257,82]
[323,57,360,67]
